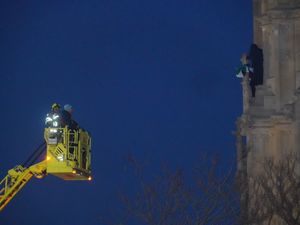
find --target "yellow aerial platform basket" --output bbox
[44,127,92,180]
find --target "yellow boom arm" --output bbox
[0,160,47,211]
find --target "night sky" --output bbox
[0,1,252,224]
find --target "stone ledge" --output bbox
[258,8,300,22]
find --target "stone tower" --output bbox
[236,0,300,224]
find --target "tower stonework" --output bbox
[237,1,300,224]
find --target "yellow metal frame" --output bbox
[0,160,47,211]
[44,127,92,180]
[0,126,92,211]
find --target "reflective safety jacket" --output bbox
[45,112,62,128]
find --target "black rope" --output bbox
[22,141,47,167]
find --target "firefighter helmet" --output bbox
[51,103,61,110]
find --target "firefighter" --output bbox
[45,103,62,128]
[61,104,78,130]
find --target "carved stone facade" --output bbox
[237,1,300,224]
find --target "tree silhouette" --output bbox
[101,154,240,225]
[239,153,300,225]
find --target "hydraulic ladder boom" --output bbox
[0,160,47,211]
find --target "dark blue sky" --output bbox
[0,1,252,224]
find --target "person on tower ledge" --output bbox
[236,53,255,97]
